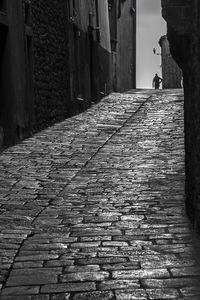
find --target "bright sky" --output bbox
[136,0,166,88]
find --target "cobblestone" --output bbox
[72,291,114,300]
[40,282,96,293]
[115,289,148,300]
[146,288,180,299]
[1,286,40,296]
[0,90,200,298]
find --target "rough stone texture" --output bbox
[73,291,114,300]
[161,0,200,229]
[159,35,182,89]
[31,0,70,132]
[0,90,200,298]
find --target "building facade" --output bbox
[162,0,200,229]
[0,0,136,150]
[109,0,136,92]
[0,0,33,147]
[159,35,182,89]
[32,0,70,132]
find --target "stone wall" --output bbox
[159,35,182,89]
[161,0,200,228]
[32,0,70,131]
[0,0,136,150]
[0,0,113,146]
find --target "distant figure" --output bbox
[152,73,163,89]
[181,76,184,88]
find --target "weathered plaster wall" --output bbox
[98,0,111,53]
[67,0,112,110]
[161,0,200,228]
[97,0,112,96]
[109,0,136,92]
[116,0,136,91]
[159,35,182,89]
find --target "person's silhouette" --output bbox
[152,73,163,89]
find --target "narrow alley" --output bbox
[0,90,200,300]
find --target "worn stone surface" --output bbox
[0,90,200,298]
[159,35,182,89]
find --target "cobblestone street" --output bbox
[0,90,200,299]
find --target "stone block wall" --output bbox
[32,0,113,130]
[32,0,70,131]
[0,0,136,150]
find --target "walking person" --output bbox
[152,73,163,89]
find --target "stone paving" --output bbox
[0,89,200,300]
